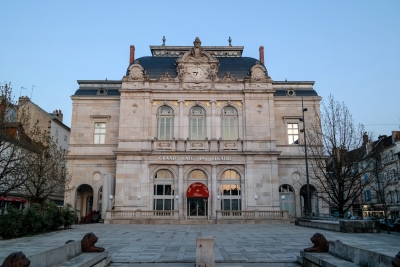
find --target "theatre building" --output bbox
[65,37,327,223]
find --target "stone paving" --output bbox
[0,222,399,267]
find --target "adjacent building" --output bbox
[65,37,327,222]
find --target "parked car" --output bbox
[349,216,360,220]
[394,218,400,232]
[379,219,395,231]
[363,217,378,221]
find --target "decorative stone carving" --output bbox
[185,84,209,90]
[131,104,138,113]
[304,233,329,253]
[126,60,148,81]
[1,252,30,267]
[224,143,237,148]
[176,63,186,82]
[221,72,237,82]
[191,142,204,148]
[189,37,206,61]
[393,251,400,267]
[207,64,218,82]
[249,61,272,82]
[256,104,263,113]
[81,233,105,253]
[158,72,172,81]
[158,142,171,148]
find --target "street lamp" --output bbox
[137,195,141,209]
[254,195,258,201]
[281,195,286,200]
[109,195,114,210]
[299,96,311,217]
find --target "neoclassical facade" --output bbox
[65,37,327,222]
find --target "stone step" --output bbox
[54,251,108,267]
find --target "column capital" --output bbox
[178,100,185,103]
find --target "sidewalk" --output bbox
[0,223,399,265]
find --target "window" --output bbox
[98,187,102,212]
[220,170,241,211]
[157,106,174,140]
[364,190,371,202]
[153,170,174,211]
[94,123,106,144]
[287,123,299,144]
[221,106,238,140]
[189,106,206,140]
[188,170,207,179]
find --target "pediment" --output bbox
[124,60,149,81]
[249,61,272,83]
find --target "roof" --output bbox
[126,56,267,79]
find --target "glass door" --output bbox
[187,198,208,217]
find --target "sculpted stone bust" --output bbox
[1,252,30,267]
[81,233,105,253]
[304,233,329,253]
[190,37,204,59]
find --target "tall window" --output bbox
[94,123,106,144]
[189,106,206,140]
[220,170,241,210]
[221,106,238,140]
[287,123,299,144]
[153,170,174,210]
[157,106,174,140]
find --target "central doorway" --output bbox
[187,198,208,217]
[186,182,209,219]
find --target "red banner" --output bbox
[186,182,209,198]
[0,196,28,202]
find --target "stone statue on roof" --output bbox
[190,37,204,59]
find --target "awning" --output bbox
[186,182,209,198]
[0,196,28,202]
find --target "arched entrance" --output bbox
[279,184,295,218]
[76,184,94,218]
[300,184,318,216]
[187,182,209,218]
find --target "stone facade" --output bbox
[65,37,327,222]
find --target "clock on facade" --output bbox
[190,67,204,79]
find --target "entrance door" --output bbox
[187,198,208,217]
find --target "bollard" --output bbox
[196,236,214,267]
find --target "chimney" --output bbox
[259,46,264,65]
[58,109,63,122]
[129,45,135,65]
[18,96,30,107]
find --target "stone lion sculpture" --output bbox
[393,251,400,267]
[1,252,30,267]
[304,232,329,253]
[81,233,105,253]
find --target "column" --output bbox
[178,164,184,219]
[210,101,216,139]
[211,164,217,219]
[178,100,185,140]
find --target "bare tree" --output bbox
[0,83,31,196]
[22,123,72,204]
[303,94,372,217]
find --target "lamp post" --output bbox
[300,97,311,217]
[137,195,141,209]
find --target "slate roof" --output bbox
[127,56,265,79]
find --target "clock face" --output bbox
[191,67,204,78]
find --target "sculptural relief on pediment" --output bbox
[248,61,272,83]
[124,60,149,81]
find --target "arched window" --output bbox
[188,170,207,179]
[189,106,206,140]
[221,106,238,140]
[279,184,295,218]
[157,106,174,140]
[220,170,241,211]
[153,170,174,210]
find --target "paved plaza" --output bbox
[0,222,399,267]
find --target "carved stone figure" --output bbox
[304,233,329,253]
[177,64,186,81]
[208,64,218,82]
[393,251,400,267]
[221,72,236,82]
[1,252,30,267]
[81,233,105,252]
[190,37,204,59]
[159,72,171,81]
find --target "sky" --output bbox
[1,1,399,139]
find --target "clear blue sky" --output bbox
[1,1,399,139]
